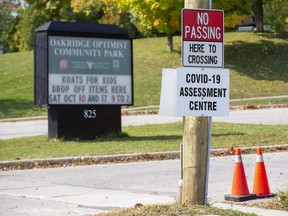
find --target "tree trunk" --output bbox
[256,0,264,32]
[185,0,209,8]
[167,33,173,52]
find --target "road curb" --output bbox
[1,144,287,170]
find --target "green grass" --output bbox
[231,97,288,107]
[0,51,47,118]
[1,122,287,161]
[0,32,288,118]
[225,32,288,98]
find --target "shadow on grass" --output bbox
[94,135,182,143]
[0,99,46,118]
[212,132,246,137]
[225,39,288,82]
[79,132,245,143]
[259,32,288,40]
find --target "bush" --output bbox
[264,0,288,33]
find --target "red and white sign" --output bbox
[182,9,224,68]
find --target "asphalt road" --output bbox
[1,152,287,216]
[0,108,288,140]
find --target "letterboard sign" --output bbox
[48,36,132,105]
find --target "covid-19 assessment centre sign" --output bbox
[182,9,224,68]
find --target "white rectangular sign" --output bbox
[177,67,229,116]
[182,41,223,67]
[159,69,177,116]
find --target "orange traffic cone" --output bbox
[252,148,275,198]
[225,148,256,201]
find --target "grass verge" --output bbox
[96,202,256,216]
[1,122,287,161]
[230,97,288,107]
[250,188,288,211]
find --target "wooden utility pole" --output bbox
[181,0,210,205]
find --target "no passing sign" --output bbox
[182,9,224,68]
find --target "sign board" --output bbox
[182,9,224,68]
[34,21,132,139]
[48,36,132,105]
[177,67,229,116]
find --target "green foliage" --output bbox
[0,1,19,52]
[0,1,15,34]
[2,0,105,52]
[25,0,71,21]
[70,0,183,39]
[213,0,253,29]
[100,11,140,38]
[116,0,183,34]
[13,5,51,51]
[264,0,288,33]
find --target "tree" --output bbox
[255,0,264,31]
[213,0,253,30]
[13,3,52,51]
[264,0,288,33]
[71,0,139,37]
[116,0,184,52]
[70,0,183,52]
[0,0,20,52]
[253,0,288,33]
[9,0,103,52]
[25,0,72,21]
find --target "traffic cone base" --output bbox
[224,193,257,202]
[256,193,276,199]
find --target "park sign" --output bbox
[34,21,133,107]
[48,36,132,105]
[182,9,224,68]
[34,21,133,139]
